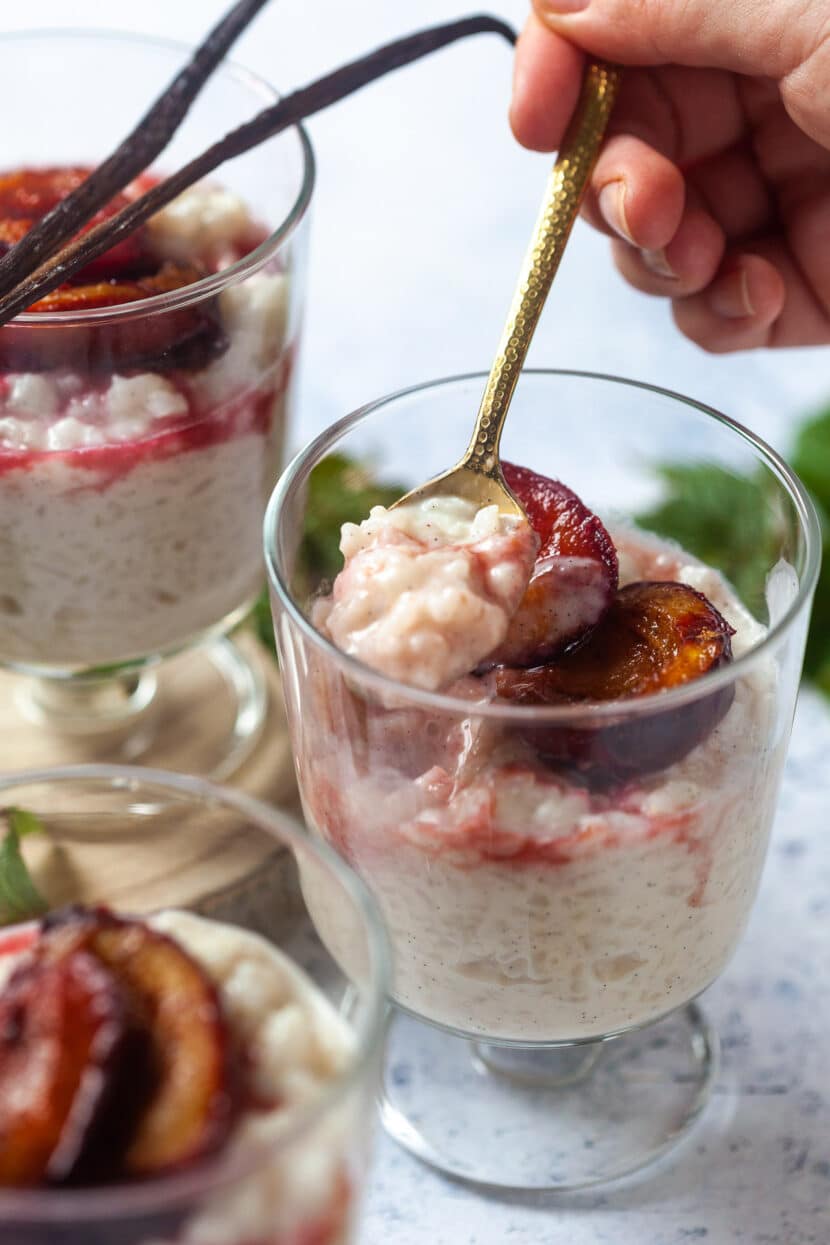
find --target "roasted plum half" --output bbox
[0,907,239,1188]
[82,912,238,1177]
[0,261,225,374]
[495,581,736,787]
[487,462,618,666]
[0,167,223,373]
[0,949,133,1186]
[0,167,149,279]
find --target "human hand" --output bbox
[510,0,830,351]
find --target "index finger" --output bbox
[509,14,584,152]
[510,12,746,163]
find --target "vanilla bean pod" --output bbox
[0,15,516,327]
[0,0,271,303]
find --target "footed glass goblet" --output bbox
[0,30,314,778]
[265,370,819,1191]
[0,764,389,1244]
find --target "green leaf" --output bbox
[792,405,830,515]
[250,586,278,657]
[790,406,830,682]
[0,808,48,926]
[635,463,781,618]
[636,452,830,701]
[252,452,405,657]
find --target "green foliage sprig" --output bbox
[0,808,47,926]
[637,404,830,698]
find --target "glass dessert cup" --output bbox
[0,763,390,1245]
[265,370,820,1192]
[0,30,314,779]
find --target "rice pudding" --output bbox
[0,909,359,1245]
[317,496,537,691]
[286,465,778,1043]
[0,170,296,670]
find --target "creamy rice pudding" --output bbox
[291,465,777,1043]
[317,497,537,691]
[0,171,295,670]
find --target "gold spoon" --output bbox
[392,61,620,518]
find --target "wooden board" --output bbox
[0,632,305,939]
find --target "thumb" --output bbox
[531,0,830,146]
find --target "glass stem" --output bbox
[19,668,158,734]
[471,1040,603,1089]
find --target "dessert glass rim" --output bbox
[0,27,316,328]
[0,762,391,1221]
[264,367,822,725]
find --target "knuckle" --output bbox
[781,21,830,146]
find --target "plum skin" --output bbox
[0,907,240,1189]
[495,580,737,789]
[489,461,618,665]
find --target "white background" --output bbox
[7,0,829,455]
[8,5,830,1244]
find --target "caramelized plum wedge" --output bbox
[28,262,206,315]
[0,949,130,1186]
[496,581,736,787]
[0,167,149,279]
[0,166,223,373]
[489,462,618,666]
[0,907,239,1187]
[0,261,223,374]
[79,912,238,1177]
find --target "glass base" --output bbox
[381,1003,718,1192]
[2,636,268,781]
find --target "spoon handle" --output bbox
[464,60,621,476]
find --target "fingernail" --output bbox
[539,0,590,12]
[641,248,676,279]
[598,182,633,243]
[708,266,755,318]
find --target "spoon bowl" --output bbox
[393,458,526,517]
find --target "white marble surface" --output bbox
[9,2,830,1241]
